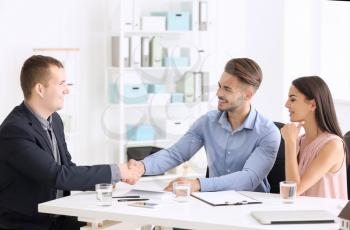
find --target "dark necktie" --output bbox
[48,128,53,141]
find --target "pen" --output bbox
[117,198,149,202]
[112,196,140,199]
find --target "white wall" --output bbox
[0,0,108,164]
[1,0,350,165]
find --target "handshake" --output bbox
[118,160,202,192]
[119,159,145,185]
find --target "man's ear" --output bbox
[244,86,254,101]
[33,83,45,98]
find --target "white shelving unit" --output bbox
[104,0,217,177]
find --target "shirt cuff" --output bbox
[110,164,121,183]
[198,177,214,192]
[141,160,148,175]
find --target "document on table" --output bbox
[191,190,261,206]
[121,189,172,201]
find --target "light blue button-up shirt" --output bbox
[143,107,281,192]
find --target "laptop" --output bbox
[251,210,335,225]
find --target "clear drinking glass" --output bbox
[95,183,113,206]
[173,182,191,202]
[279,181,297,203]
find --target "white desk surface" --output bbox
[39,179,347,230]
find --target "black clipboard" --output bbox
[191,191,262,206]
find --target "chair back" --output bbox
[267,122,285,193]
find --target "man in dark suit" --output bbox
[0,55,141,230]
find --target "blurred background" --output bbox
[0,0,349,177]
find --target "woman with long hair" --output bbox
[281,76,348,199]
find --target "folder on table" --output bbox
[251,210,335,225]
[191,190,261,206]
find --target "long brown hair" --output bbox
[292,76,348,163]
[292,76,342,137]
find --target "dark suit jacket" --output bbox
[0,102,112,230]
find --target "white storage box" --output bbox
[141,16,166,31]
[166,120,189,137]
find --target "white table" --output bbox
[38,179,347,230]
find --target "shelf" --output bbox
[111,30,195,37]
[105,0,216,169]
[108,101,208,109]
[107,66,193,72]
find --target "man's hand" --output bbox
[119,163,141,185]
[164,177,201,193]
[127,159,145,176]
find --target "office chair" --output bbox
[344,131,350,199]
[267,122,285,193]
[206,122,285,194]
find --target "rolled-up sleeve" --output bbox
[143,118,205,175]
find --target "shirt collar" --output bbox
[24,101,52,130]
[218,106,257,132]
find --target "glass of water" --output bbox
[173,182,191,202]
[279,181,297,203]
[95,183,113,206]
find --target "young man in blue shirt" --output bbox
[129,58,281,193]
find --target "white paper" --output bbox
[191,190,259,205]
[123,189,172,201]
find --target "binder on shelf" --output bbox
[193,72,202,102]
[201,72,210,101]
[199,1,208,31]
[141,37,150,67]
[130,36,141,68]
[190,71,210,102]
[191,190,261,206]
[184,73,195,103]
[149,36,163,67]
[111,36,130,67]
[110,36,118,67]
[176,72,195,103]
